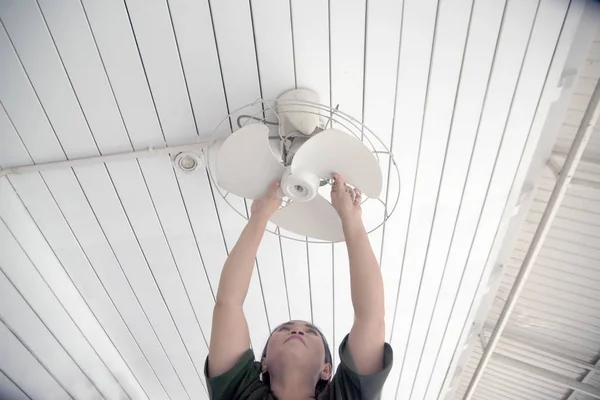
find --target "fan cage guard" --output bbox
[205,98,401,244]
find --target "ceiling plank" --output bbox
[0,177,150,400]
[0,322,69,399]
[0,222,107,399]
[25,0,221,395]
[428,0,575,397]
[361,0,403,352]
[165,0,230,141]
[0,4,204,394]
[393,0,475,397]
[249,0,311,331]
[409,0,507,397]
[0,370,29,400]
[207,0,277,354]
[290,0,334,354]
[379,0,441,397]
[330,0,367,369]
[0,88,180,399]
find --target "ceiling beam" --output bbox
[492,353,600,399]
[566,359,600,400]
[551,151,600,166]
[483,324,600,374]
[547,158,600,190]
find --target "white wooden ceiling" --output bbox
[0,0,593,399]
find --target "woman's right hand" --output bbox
[330,173,362,224]
[250,181,282,220]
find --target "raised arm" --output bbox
[331,174,385,375]
[208,182,281,377]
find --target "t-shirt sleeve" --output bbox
[204,350,266,400]
[327,334,394,400]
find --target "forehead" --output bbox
[279,320,318,330]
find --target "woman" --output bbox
[205,174,393,399]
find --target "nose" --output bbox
[291,329,305,336]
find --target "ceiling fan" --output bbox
[211,89,386,242]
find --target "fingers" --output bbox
[353,188,362,204]
[269,180,280,193]
[331,173,362,204]
[332,173,345,191]
[270,180,282,199]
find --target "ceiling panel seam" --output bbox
[1,176,156,399]
[36,5,199,393]
[77,1,218,391]
[159,0,227,312]
[135,167,211,354]
[401,1,477,397]
[41,169,178,398]
[388,0,439,355]
[0,369,30,400]
[417,0,508,393]
[0,21,69,159]
[56,0,207,389]
[0,3,203,397]
[0,268,106,399]
[0,318,74,399]
[327,0,334,367]
[285,1,313,325]
[1,11,187,397]
[275,228,293,321]
[113,1,239,391]
[6,168,174,397]
[248,0,289,331]
[376,0,405,287]
[421,0,518,395]
[304,237,315,324]
[207,0,275,346]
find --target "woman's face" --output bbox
[264,320,330,378]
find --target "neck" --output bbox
[269,368,316,400]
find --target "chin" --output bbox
[281,346,306,358]
[277,346,305,359]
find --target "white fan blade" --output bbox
[270,194,344,242]
[216,124,285,199]
[291,128,382,198]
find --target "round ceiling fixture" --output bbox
[174,152,202,173]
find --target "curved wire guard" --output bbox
[204,98,401,243]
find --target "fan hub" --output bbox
[281,167,319,203]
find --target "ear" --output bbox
[261,357,268,374]
[320,363,332,380]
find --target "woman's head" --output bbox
[261,320,333,395]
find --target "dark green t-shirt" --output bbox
[204,334,393,400]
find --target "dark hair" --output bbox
[261,322,333,396]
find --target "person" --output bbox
[205,173,393,399]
